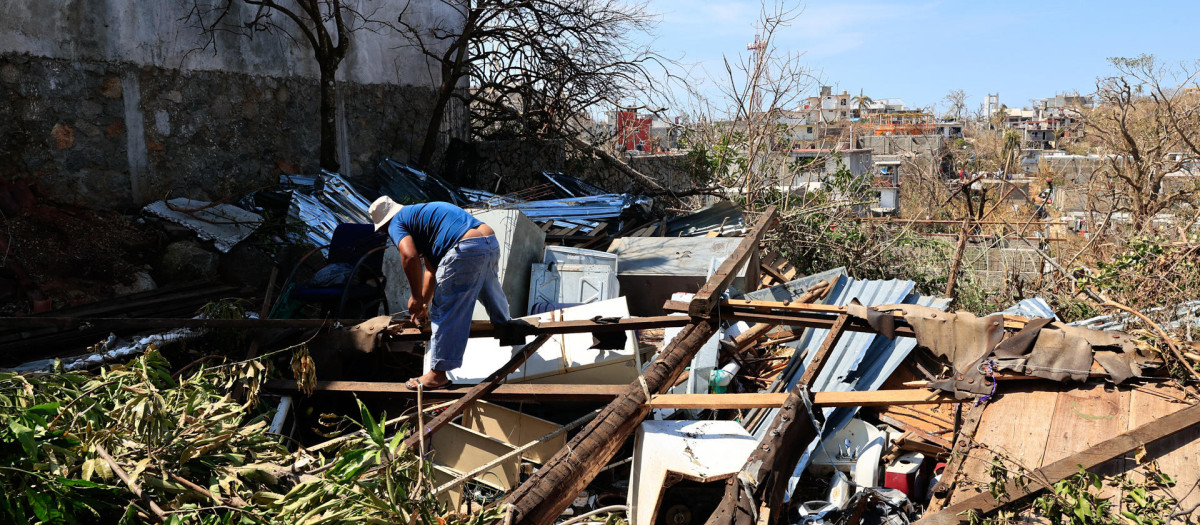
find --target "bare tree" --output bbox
[397,0,663,169]
[942,88,968,122]
[187,0,390,171]
[1086,54,1200,231]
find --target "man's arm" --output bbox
[396,236,430,319]
[421,256,437,301]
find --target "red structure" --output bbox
[616,111,651,152]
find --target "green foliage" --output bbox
[0,351,496,524]
[1077,237,1200,313]
[1034,467,1112,525]
[970,456,1179,525]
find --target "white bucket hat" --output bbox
[368,196,403,231]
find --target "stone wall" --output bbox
[448,138,702,196]
[0,0,464,210]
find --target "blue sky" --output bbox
[643,0,1200,114]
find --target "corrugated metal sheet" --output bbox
[998,297,1059,321]
[736,270,950,500]
[1070,300,1200,332]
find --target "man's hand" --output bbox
[408,296,429,325]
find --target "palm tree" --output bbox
[851,90,873,118]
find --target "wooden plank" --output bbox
[648,389,960,409]
[949,388,1060,506]
[264,381,629,402]
[919,394,1200,525]
[675,299,1032,330]
[1041,384,1128,466]
[386,315,690,341]
[1127,384,1200,514]
[403,335,552,451]
[688,206,778,317]
[926,403,986,514]
[797,313,849,387]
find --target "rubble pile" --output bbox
[1,161,1198,525]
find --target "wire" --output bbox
[558,505,628,525]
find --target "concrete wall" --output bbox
[0,0,465,209]
[857,135,944,156]
[445,139,702,196]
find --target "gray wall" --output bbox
[0,0,465,209]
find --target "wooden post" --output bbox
[689,207,779,317]
[944,216,971,298]
[506,206,782,524]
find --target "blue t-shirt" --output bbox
[387,202,483,265]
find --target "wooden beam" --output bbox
[270,381,958,409]
[0,316,354,330]
[648,389,960,409]
[916,401,1200,525]
[265,380,626,402]
[797,313,850,386]
[924,403,986,515]
[0,314,689,340]
[666,299,1030,331]
[689,206,778,317]
[385,315,689,341]
[504,320,720,524]
[403,335,552,451]
[706,372,819,525]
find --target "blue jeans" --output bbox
[428,235,511,371]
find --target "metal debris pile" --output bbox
[3,164,1199,525]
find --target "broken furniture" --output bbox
[628,420,759,525]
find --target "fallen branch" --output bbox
[95,444,167,523]
[1104,299,1200,384]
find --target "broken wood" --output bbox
[265,380,627,401]
[96,444,167,523]
[504,202,782,525]
[924,403,987,514]
[797,313,850,386]
[647,389,960,409]
[503,319,720,524]
[916,400,1200,525]
[402,334,552,450]
[689,206,778,317]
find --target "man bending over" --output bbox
[369,196,511,389]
